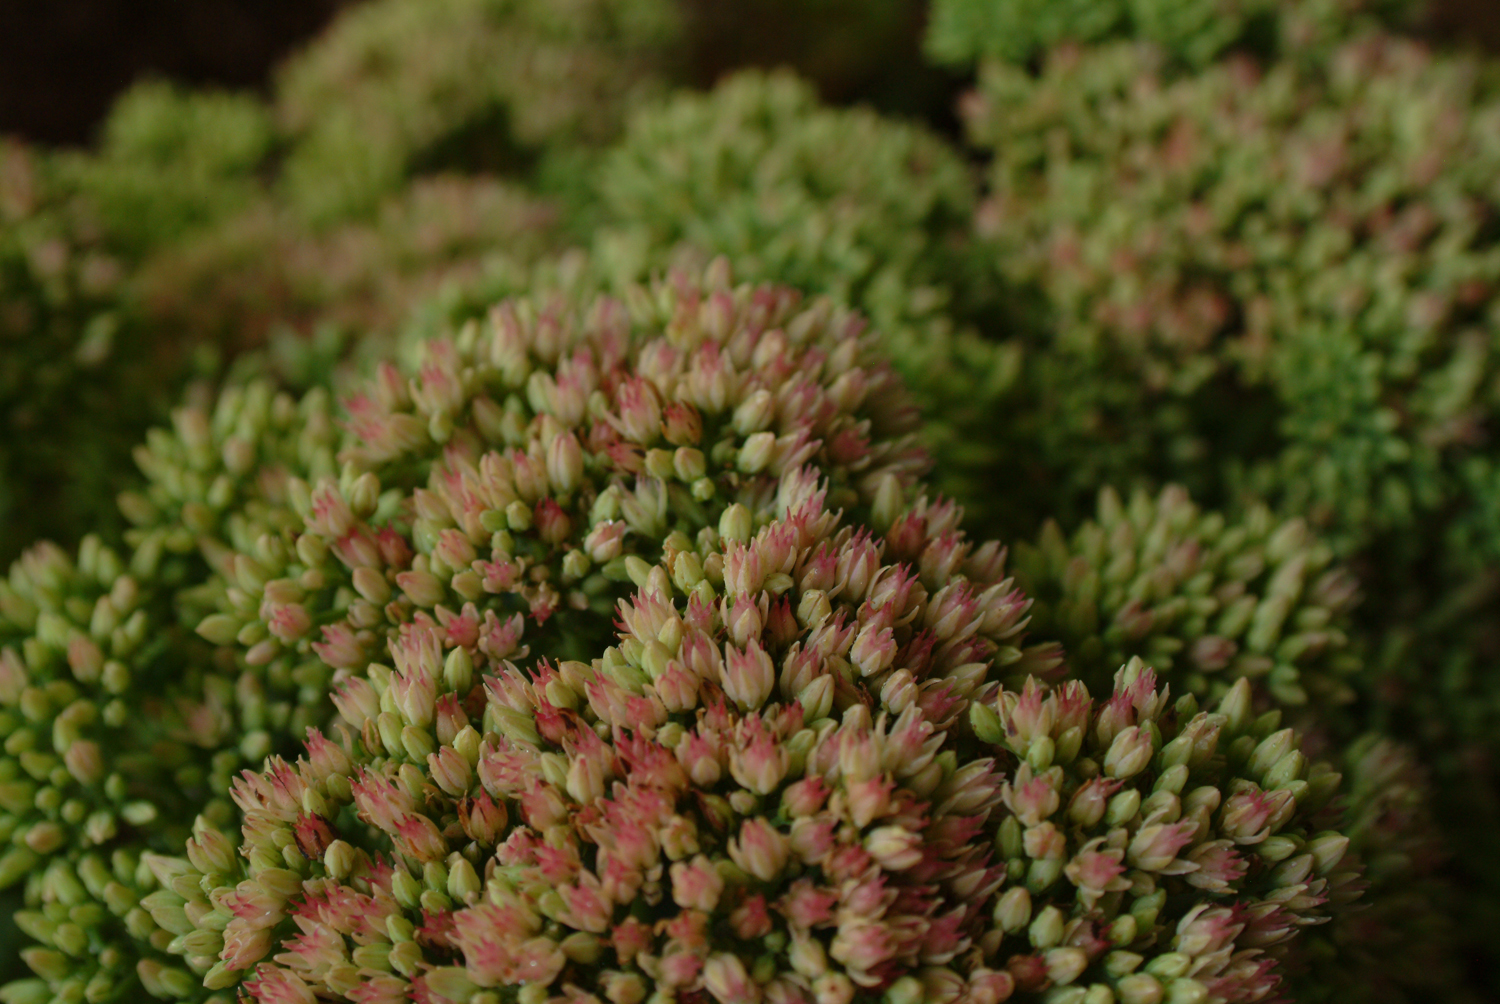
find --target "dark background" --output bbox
[2,0,1498,148]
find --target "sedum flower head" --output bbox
[591,69,1020,530]
[189,262,930,748]
[0,536,234,1004]
[924,0,1427,72]
[154,482,1047,1000]
[966,661,1361,1004]
[1012,486,1361,711]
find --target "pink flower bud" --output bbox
[559,873,615,934]
[613,377,663,445]
[427,746,473,798]
[864,825,923,870]
[722,639,775,712]
[829,918,895,974]
[730,893,774,940]
[727,725,790,795]
[704,952,761,1004]
[780,777,829,818]
[308,483,354,539]
[585,521,627,563]
[1104,726,1155,779]
[350,771,416,834]
[1128,820,1197,872]
[303,728,352,782]
[1002,765,1060,827]
[724,593,765,649]
[722,542,764,596]
[675,731,723,788]
[1067,776,1121,829]
[547,432,584,494]
[729,817,790,882]
[434,529,477,575]
[1221,787,1294,843]
[1065,840,1130,906]
[661,401,703,447]
[265,603,312,644]
[1023,821,1067,860]
[654,665,701,714]
[315,625,368,672]
[1004,677,1055,749]
[849,622,897,678]
[459,791,508,845]
[391,814,446,863]
[330,675,379,727]
[396,569,445,607]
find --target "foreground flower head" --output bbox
[154,482,1048,1001]
[190,259,930,761]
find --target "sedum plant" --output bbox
[953,34,1500,825]
[272,0,684,223]
[1005,487,1464,1003]
[1012,486,1361,712]
[0,264,972,1002]
[967,662,1361,1004]
[587,70,1021,526]
[0,262,1380,1003]
[151,493,1348,1003]
[924,0,1429,72]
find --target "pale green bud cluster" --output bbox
[1013,486,1362,710]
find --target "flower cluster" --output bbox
[1012,486,1361,712]
[272,0,683,223]
[924,0,1425,71]
[590,69,1019,527]
[153,480,1047,1001]
[0,536,227,1004]
[191,263,930,748]
[1281,735,1461,1004]
[968,661,1362,1004]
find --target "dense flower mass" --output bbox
[1012,487,1361,711]
[4,0,1499,999]
[191,263,932,738]
[968,661,1361,1004]
[153,482,1043,1000]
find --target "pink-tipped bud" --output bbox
[864,826,923,870]
[722,640,775,712]
[661,402,703,446]
[308,483,354,539]
[331,676,380,727]
[586,521,628,563]
[614,378,663,445]
[729,817,789,882]
[314,624,367,672]
[547,432,585,495]
[780,777,829,818]
[1104,726,1155,779]
[1127,820,1197,872]
[265,604,312,644]
[725,594,765,649]
[434,529,477,576]
[849,622,897,678]
[704,953,762,1004]
[670,855,725,912]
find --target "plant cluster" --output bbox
[924,0,1428,71]
[3,0,1499,1000]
